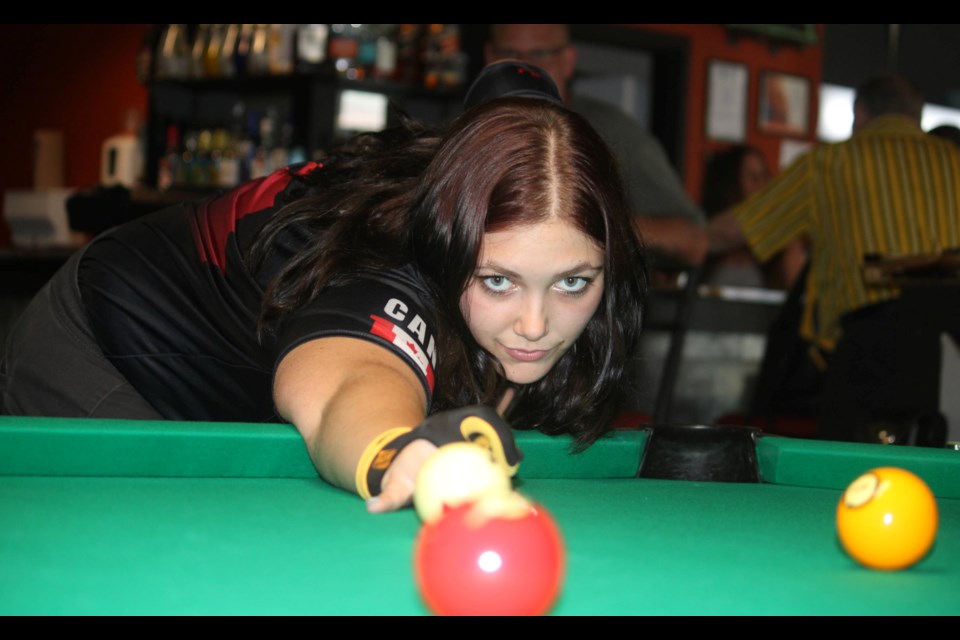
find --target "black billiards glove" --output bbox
[355,405,523,500]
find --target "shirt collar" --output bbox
[858,114,924,135]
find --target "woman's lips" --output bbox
[503,347,551,362]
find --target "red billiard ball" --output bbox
[836,466,939,570]
[413,492,566,616]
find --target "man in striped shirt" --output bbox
[709,73,960,443]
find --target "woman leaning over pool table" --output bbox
[0,61,648,513]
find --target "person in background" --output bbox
[1,62,648,512]
[700,144,807,290]
[485,23,707,272]
[708,72,960,444]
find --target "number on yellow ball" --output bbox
[836,467,938,571]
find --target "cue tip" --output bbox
[495,386,517,417]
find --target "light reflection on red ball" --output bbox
[413,494,566,616]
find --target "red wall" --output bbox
[0,24,823,246]
[630,24,824,202]
[0,24,149,246]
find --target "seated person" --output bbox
[701,144,808,290]
[708,72,960,444]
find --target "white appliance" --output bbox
[3,188,77,247]
[100,133,142,189]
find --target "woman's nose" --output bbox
[513,297,549,341]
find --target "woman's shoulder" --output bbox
[340,263,436,309]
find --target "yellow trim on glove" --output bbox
[355,427,414,500]
[460,416,521,477]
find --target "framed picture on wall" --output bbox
[705,60,748,142]
[758,71,810,137]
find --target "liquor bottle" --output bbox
[296,24,329,73]
[270,123,290,172]
[248,109,274,179]
[190,24,210,79]
[234,24,254,76]
[212,127,239,188]
[219,24,240,78]
[247,24,270,76]
[203,24,224,79]
[267,24,296,75]
[195,128,214,186]
[235,107,260,184]
[155,24,191,80]
[157,123,182,190]
[180,130,198,186]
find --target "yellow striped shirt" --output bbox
[736,115,960,351]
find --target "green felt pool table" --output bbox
[2,416,959,615]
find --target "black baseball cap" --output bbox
[463,60,563,111]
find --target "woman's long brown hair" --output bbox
[249,98,647,450]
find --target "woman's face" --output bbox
[460,217,605,384]
[740,152,770,199]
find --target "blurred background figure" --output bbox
[711,72,960,444]
[485,23,708,273]
[701,145,808,290]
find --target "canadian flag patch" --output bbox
[369,315,436,392]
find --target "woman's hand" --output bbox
[364,398,522,514]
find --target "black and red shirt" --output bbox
[77,163,436,422]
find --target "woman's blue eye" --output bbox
[481,275,513,292]
[556,277,590,293]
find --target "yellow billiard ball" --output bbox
[414,442,513,524]
[836,467,939,571]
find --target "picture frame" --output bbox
[758,70,810,137]
[705,60,748,142]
